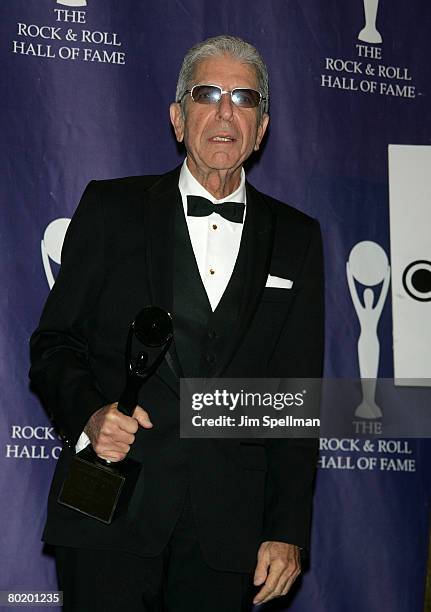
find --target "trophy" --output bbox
[58,306,173,523]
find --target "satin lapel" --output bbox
[142,166,183,381]
[212,182,275,378]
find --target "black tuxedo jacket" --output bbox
[30,166,324,573]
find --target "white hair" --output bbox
[175,35,269,116]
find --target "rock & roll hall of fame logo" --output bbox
[346,241,390,419]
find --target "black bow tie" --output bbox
[187,195,245,224]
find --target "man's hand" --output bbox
[84,403,153,462]
[253,541,301,605]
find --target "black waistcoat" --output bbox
[173,201,248,378]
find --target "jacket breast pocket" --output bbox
[261,287,296,303]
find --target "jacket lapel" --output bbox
[212,181,275,377]
[142,166,183,382]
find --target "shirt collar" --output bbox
[179,159,246,205]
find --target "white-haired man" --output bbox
[30,35,324,611]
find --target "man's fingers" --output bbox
[254,569,294,604]
[113,431,135,446]
[252,540,301,605]
[93,439,130,457]
[85,402,153,462]
[253,556,301,604]
[253,541,270,586]
[253,562,284,604]
[109,404,138,434]
[108,404,153,433]
[117,416,139,434]
[253,564,268,586]
[272,566,300,600]
[98,421,135,446]
[95,449,127,462]
[280,572,298,597]
[132,405,153,429]
[107,441,131,454]
[253,553,269,586]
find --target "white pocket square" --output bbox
[265,274,293,289]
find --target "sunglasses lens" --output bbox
[191,85,221,104]
[231,89,261,108]
[190,86,262,108]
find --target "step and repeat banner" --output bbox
[1,1,430,610]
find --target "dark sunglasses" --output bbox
[178,84,266,108]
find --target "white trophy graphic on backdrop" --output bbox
[41,218,70,289]
[358,0,382,44]
[57,0,87,7]
[346,241,390,418]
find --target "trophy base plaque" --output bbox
[58,446,141,524]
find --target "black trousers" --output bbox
[55,491,257,611]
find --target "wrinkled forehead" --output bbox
[190,54,259,89]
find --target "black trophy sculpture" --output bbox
[57,306,173,524]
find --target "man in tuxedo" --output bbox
[30,35,324,611]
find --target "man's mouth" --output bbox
[209,135,236,142]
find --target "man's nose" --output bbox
[216,92,234,120]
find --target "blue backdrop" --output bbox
[1,1,430,610]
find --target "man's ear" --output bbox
[254,113,269,151]
[170,102,184,143]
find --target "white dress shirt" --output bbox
[179,159,246,311]
[75,160,246,453]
